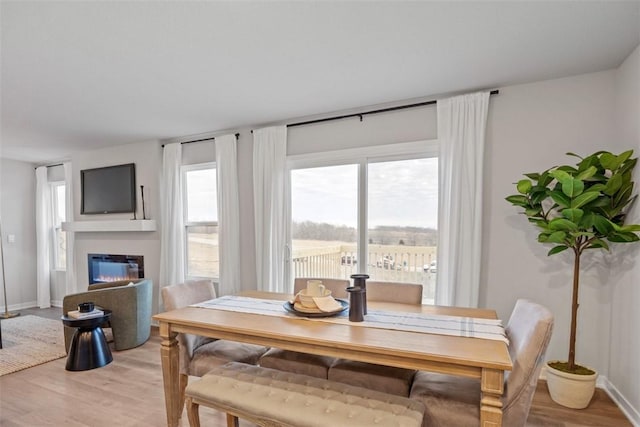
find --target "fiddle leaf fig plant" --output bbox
[506,150,640,374]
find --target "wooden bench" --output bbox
[185,361,425,427]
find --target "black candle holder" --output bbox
[350,274,369,314]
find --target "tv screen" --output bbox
[81,163,136,214]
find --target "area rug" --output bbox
[0,315,67,376]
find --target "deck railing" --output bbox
[291,243,437,301]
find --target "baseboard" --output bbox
[540,367,640,426]
[2,300,37,313]
[600,376,640,427]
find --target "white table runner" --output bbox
[192,295,508,343]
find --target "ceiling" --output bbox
[1,1,639,164]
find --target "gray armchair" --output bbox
[62,278,153,352]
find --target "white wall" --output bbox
[0,158,37,310]
[610,44,640,418]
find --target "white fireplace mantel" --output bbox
[62,220,157,232]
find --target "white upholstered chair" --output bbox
[258,277,350,378]
[160,280,269,416]
[327,281,423,396]
[409,298,554,427]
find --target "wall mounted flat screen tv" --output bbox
[81,163,136,214]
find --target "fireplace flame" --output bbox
[96,274,140,283]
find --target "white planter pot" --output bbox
[546,360,598,409]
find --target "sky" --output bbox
[291,157,438,229]
[185,157,439,229]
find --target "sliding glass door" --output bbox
[288,141,438,302]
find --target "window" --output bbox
[183,164,219,279]
[288,140,438,302]
[51,181,66,270]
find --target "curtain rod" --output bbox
[287,90,499,128]
[34,163,64,170]
[249,89,499,133]
[162,132,239,148]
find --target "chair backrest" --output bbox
[503,299,554,426]
[161,279,218,366]
[366,281,423,304]
[293,278,350,299]
[161,279,217,311]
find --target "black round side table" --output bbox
[61,309,113,371]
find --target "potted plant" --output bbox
[506,150,640,409]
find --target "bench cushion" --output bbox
[258,348,335,379]
[186,361,425,427]
[329,360,416,397]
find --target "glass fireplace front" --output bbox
[88,253,144,284]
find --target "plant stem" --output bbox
[568,247,581,371]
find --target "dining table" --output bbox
[153,290,513,427]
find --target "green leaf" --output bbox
[619,224,640,232]
[531,189,549,205]
[583,195,610,208]
[608,232,640,243]
[538,233,550,243]
[550,190,570,208]
[604,173,623,196]
[613,182,633,207]
[506,195,528,206]
[557,165,579,174]
[587,239,609,251]
[540,172,554,187]
[548,246,569,256]
[576,166,597,181]
[562,208,584,223]
[619,157,637,175]
[528,218,549,229]
[547,231,567,243]
[549,218,579,232]
[600,152,618,170]
[593,215,616,235]
[524,172,540,180]
[517,179,532,194]
[562,177,584,198]
[578,154,602,172]
[586,183,607,192]
[525,208,542,216]
[618,150,634,163]
[550,169,571,183]
[571,191,599,209]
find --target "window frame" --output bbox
[181,162,219,280]
[286,139,438,278]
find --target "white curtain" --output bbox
[253,126,288,292]
[215,134,241,296]
[63,162,77,295]
[159,143,185,305]
[436,91,490,308]
[35,166,51,308]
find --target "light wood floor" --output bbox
[0,308,632,426]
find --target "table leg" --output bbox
[160,321,180,427]
[480,368,504,427]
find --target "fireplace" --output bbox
[88,253,144,284]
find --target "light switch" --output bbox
[7,234,15,243]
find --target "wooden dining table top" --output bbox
[153,290,512,376]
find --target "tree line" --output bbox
[292,221,437,246]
